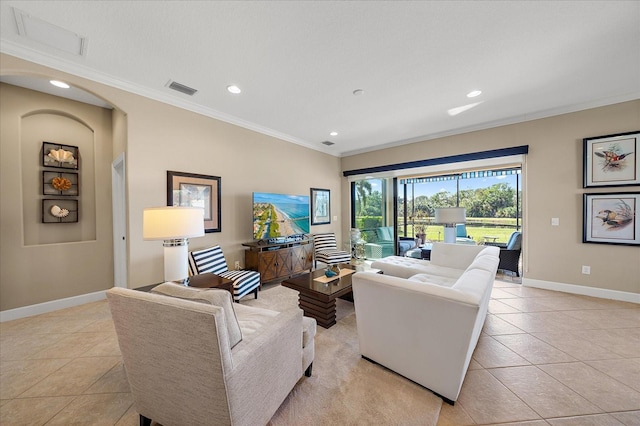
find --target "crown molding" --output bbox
[3,40,638,159]
[340,93,640,157]
[1,40,332,155]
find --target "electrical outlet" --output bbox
[234,261,240,270]
[581,265,591,275]
[551,217,560,226]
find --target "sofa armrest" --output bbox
[225,308,304,426]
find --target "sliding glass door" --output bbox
[351,177,396,259]
[398,168,521,245]
[350,168,522,261]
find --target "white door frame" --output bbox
[112,153,127,288]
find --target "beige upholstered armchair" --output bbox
[107,284,315,426]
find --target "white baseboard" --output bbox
[523,278,640,304]
[0,290,107,322]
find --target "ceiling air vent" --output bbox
[321,141,335,146]
[166,80,198,96]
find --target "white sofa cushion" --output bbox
[429,242,485,269]
[370,256,436,279]
[407,273,457,287]
[465,249,501,274]
[371,256,468,280]
[451,268,493,305]
[151,282,242,348]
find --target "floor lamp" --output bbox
[143,206,205,283]
[435,207,466,244]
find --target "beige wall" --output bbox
[1,52,637,313]
[124,96,342,287]
[1,82,114,310]
[1,54,342,312]
[341,101,640,295]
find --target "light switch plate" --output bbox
[551,217,560,226]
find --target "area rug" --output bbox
[243,285,443,426]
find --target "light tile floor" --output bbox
[438,276,640,426]
[1,276,638,425]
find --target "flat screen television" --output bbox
[253,192,310,240]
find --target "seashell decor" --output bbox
[50,205,70,218]
[51,176,72,191]
[48,148,75,163]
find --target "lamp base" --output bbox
[163,239,189,282]
[443,226,457,244]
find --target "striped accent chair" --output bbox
[313,233,351,268]
[189,245,261,302]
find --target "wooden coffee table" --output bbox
[282,263,378,328]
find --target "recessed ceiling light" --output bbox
[50,80,70,89]
[227,85,241,94]
[330,131,338,136]
[467,90,482,98]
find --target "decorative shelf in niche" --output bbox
[43,171,79,196]
[42,199,78,223]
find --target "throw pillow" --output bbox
[151,282,242,348]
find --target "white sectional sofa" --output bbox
[352,242,500,404]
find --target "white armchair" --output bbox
[107,284,315,426]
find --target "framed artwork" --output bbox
[42,142,79,170]
[583,131,639,187]
[167,171,221,233]
[583,192,639,246]
[310,188,331,225]
[43,171,79,196]
[42,199,79,223]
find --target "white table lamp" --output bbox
[143,206,205,283]
[435,207,466,244]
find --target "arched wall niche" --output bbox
[21,109,97,245]
[1,74,126,312]
[23,108,95,128]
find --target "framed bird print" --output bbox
[583,131,639,187]
[583,192,640,246]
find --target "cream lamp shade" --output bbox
[434,207,466,244]
[143,207,205,240]
[143,207,205,282]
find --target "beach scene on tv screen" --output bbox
[253,192,310,239]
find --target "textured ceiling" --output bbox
[1,1,639,157]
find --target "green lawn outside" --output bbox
[359,217,520,245]
[400,223,519,244]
